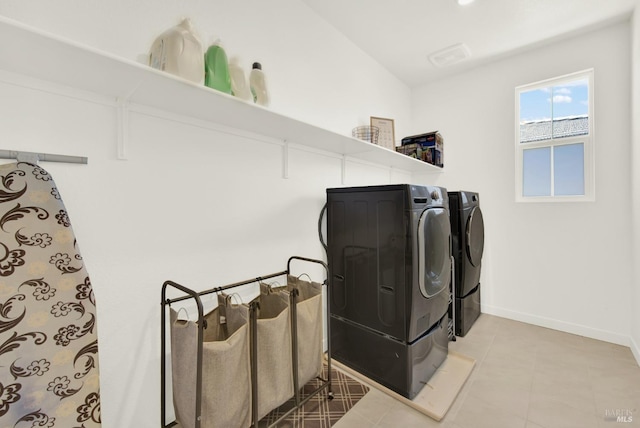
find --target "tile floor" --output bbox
[333,314,640,428]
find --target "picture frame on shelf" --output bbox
[370,116,396,150]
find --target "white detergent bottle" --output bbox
[149,18,205,84]
[228,57,252,101]
[249,62,269,106]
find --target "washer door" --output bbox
[418,207,451,298]
[466,206,485,267]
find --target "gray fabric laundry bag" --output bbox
[285,275,323,386]
[170,296,251,428]
[226,285,294,420]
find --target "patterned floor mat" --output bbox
[260,363,369,427]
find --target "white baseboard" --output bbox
[631,334,640,366]
[482,304,630,347]
[321,304,640,366]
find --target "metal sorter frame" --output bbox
[160,256,333,428]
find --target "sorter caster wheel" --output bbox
[328,392,334,400]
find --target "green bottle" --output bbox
[204,42,232,94]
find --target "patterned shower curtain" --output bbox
[0,162,101,427]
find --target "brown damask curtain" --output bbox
[0,162,101,427]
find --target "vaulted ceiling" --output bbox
[300,0,638,87]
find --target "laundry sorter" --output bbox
[160,256,333,428]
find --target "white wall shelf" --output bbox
[0,16,442,175]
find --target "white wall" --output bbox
[631,9,640,364]
[0,1,414,426]
[412,21,633,346]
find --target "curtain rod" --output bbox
[0,150,88,165]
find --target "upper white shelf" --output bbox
[0,16,442,174]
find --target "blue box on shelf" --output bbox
[396,131,443,168]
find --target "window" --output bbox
[515,69,594,202]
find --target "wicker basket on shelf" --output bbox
[352,125,379,144]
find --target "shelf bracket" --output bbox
[115,82,141,161]
[341,155,347,185]
[116,97,130,160]
[283,140,289,179]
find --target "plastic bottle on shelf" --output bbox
[204,40,232,94]
[249,62,269,107]
[228,57,251,101]
[149,18,204,84]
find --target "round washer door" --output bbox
[418,207,451,298]
[466,206,485,267]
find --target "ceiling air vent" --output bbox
[428,43,471,68]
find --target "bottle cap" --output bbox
[179,18,194,31]
[252,62,262,70]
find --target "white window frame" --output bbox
[515,69,595,202]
